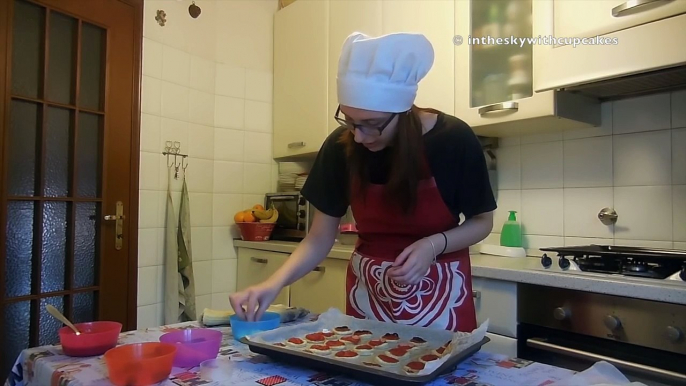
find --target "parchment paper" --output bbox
[246,308,488,377]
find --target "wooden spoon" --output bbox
[46,304,81,335]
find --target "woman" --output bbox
[229,32,496,332]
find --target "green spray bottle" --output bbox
[500,211,522,247]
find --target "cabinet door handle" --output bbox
[312,266,326,273]
[251,257,268,264]
[472,290,481,299]
[612,0,671,17]
[478,101,519,116]
[288,141,306,148]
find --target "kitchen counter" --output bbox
[234,239,686,306]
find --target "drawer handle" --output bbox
[472,290,481,299]
[251,257,268,264]
[612,0,671,17]
[478,101,518,116]
[313,266,326,273]
[288,141,306,148]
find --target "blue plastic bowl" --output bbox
[230,311,280,340]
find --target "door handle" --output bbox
[478,101,519,116]
[251,257,269,264]
[526,338,686,384]
[288,141,306,148]
[612,0,672,17]
[103,201,125,250]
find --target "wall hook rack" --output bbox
[163,141,188,180]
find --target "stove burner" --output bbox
[539,245,686,280]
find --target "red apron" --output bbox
[345,174,477,333]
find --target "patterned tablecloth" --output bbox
[5,315,576,386]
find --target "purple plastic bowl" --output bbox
[159,328,223,368]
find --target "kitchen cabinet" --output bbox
[290,257,349,314]
[327,0,382,134]
[472,277,517,338]
[273,0,330,159]
[454,0,602,137]
[381,0,455,115]
[236,249,291,306]
[276,0,455,156]
[472,276,519,357]
[236,247,348,313]
[484,332,518,358]
[534,0,686,92]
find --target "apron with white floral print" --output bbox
[346,173,477,332]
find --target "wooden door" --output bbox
[0,0,142,377]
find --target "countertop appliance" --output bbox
[538,244,686,281]
[517,245,686,386]
[264,192,313,241]
[264,192,356,243]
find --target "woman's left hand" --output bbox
[387,238,435,285]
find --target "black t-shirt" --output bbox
[300,112,497,222]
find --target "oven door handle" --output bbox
[526,338,686,385]
[268,196,297,201]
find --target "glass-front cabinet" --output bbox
[455,0,601,137]
[469,0,533,109]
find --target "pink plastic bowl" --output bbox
[159,328,222,367]
[59,321,122,357]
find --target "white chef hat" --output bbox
[336,31,434,113]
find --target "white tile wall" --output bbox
[488,92,686,255]
[137,0,279,329]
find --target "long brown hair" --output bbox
[338,105,441,214]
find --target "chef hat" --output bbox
[336,31,434,113]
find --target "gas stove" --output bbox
[538,244,686,281]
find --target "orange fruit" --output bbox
[252,204,265,211]
[243,211,256,222]
[234,211,245,223]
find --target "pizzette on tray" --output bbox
[272,326,455,376]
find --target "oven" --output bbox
[517,283,686,386]
[264,192,314,241]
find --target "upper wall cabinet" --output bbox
[381,0,455,116]
[273,0,330,159]
[327,0,454,132]
[534,0,686,92]
[328,0,382,134]
[454,0,602,137]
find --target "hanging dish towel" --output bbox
[163,167,180,325]
[176,176,197,322]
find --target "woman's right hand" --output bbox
[228,280,281,322]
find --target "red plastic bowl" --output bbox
[58,321,122,357]
[159,328,222,367]
[104,342,177,386]
[237,222,276,241]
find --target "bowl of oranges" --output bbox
[234,204,279,241]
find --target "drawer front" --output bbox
[472,277,517,338]
[554,0,686,38]
[290,257,349,314]
[236,249,290,307]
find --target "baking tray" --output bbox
[242,336,490,386]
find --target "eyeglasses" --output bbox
[334,105,397,136]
